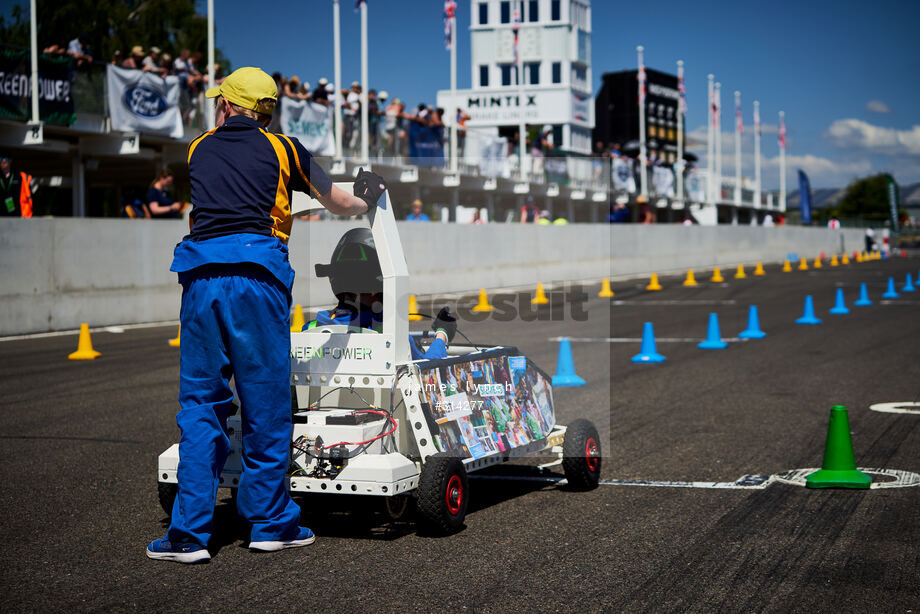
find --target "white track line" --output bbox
[614,299,738,306]
[472,468,920,490]
[0,320,181,342]
[869,402,920,415]
[549,337,745,343]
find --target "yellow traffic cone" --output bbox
[290,304,306,332]
[472,288,493,312]
[830,255,839,267]
[532,283,550,304]
[798,257,809,271]
[782,259,793,273]
[813,256,823,269]
[753,262,766,276]
[598,278,614,298]
[68,323,101,360]
[168,325,181,347]
[857,251,865,262]
[646,273,663,291]
[710,267,725,283]
[841,253,850,265]
[408,294,423,321]
[734,264,747,279]
[682,270,698,287]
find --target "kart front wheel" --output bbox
[562,419,602,490]
[416,452,468,535]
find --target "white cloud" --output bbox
[826,119,920,155]
[866,100,892,114]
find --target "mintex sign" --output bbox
[437,87,593,127]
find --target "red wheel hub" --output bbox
[585,437,600,472]
[445,475,463,515]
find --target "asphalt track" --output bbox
[1,255,919,612]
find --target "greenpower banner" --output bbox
[0,49,76,125]
[884,174,899,233]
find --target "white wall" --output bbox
[0,218,865,335]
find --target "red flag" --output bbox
[779,114,786,150]
[678,67,686,114]
[638,65,646,105]
[444,0,456,50]
[736,94,743,135]
[512,4,520,65]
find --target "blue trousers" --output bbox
[168,265,301,547]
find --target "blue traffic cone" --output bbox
[698,313,728,349]
[631,322,666,364]
[738,305,766,339]
[903,273,915,293]
[796,295,822,325]
[552,338,586,386]
[881,277,899,299]
[853,283,872,306]
[829,288,850,315]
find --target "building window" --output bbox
[552,62,561,84]
[480,65,490,87]
[572,64,587,88]
[478,2,488,25]
[551,0,561,21]
[526,62,540,85]
[500,1,510,23]
[500,64,514,86]
[528,0,539,21]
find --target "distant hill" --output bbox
[780,181,920,211]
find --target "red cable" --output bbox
[321,410,398,449]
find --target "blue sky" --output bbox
[6,0,920,188]
[207,0,920,189]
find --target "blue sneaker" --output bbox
[249,527,316,552]
[146,537,210,564]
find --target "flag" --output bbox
[753,104,760,136]
[444,0,456,50]
[735,94,743,135]
[710,88,719,127]
[512,3,520,65]
[778,113,786,150]
[355,0,365,11]
[638,64,646,105]
[677,66,686,114]
[884,174,900,233]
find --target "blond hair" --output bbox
[218,95,274,125]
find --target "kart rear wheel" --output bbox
[158,481,177,516]
[562,419,601,490]
[416,452,468,535]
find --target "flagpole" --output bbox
[449,11,458,173]
[734,90,741,208]
[676,60,684,203]
[706,74,714,205]
[333,0,343,160]
[360,0,369,163]
[779,110,786,212]
[754,100,761,210]
[516,1,527,181]
[206,0,215,129]
[637,45,648,199]
[714,81,722,205]
[29,0,39,124]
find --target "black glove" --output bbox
[431,307,457,344]
[353,168,387,209]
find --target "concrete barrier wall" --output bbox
[0,218,865,335]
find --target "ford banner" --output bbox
[106,65,183,138]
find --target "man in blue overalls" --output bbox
[308,228,456,359]
[147,67,385,563]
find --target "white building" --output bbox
[437,0,594,156]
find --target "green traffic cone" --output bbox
[805,405,871,489]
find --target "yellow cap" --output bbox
[206,66,277,115]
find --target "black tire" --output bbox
[562,419,601,490]
[158,481,177,516]
[416,452,468,534]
